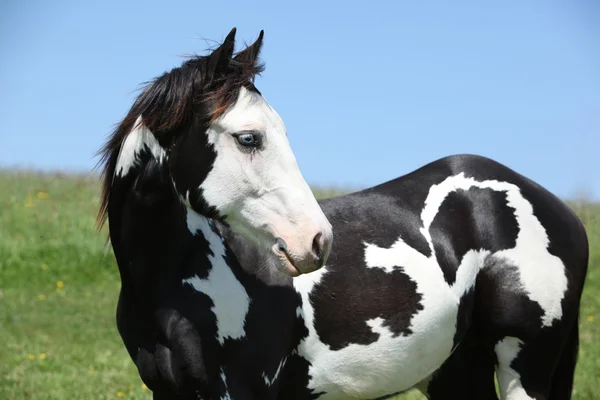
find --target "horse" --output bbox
[97,28,333,399]
[98,29,589,400]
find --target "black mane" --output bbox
[96,28,264,228]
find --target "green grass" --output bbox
[0,171,598,399]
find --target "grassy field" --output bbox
[1,171,598,399]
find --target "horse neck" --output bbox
[108,170,250,313]
[112,177,301,396]
[183,206,245,281]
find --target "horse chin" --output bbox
[272,244,302,277]
[215,217,310,278]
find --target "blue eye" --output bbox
[237,133,255,146]
[234,131,261,148]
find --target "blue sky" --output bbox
[1,0,598,199]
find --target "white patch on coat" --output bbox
[182,208,250,345]
[262,357,287,387]
[293,237,458,399]
[114,116,165,177]
[495,337,535,400]
[421,173,567,326]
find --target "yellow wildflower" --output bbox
[24,193,34,208]
[39,353,47,360]
[117,392,125,398]
[37,192,49,200]
[141,383,148,390]
[41,264,48,270]
[56,281,64,289]
[28,354,36,360]
[38,294,46,301]
[587,315,595,322]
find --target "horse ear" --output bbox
[207,27,237,76]
[234,30,264,64]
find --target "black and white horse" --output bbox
[98,29,589,400]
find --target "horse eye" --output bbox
[235,132,260,148]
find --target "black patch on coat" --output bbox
[453,286,476,349]
[277,311,325,400]
[319,193,432,258]
[310,265,423,350]
[425,329,498,400]
[278,354,323,400]
[429,188,519,285]
[475,256,545,341]
[169,118,220,219]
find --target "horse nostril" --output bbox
[312,232,324,261]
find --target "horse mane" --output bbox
[95,30,265,229]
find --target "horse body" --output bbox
[224,154,588,399]
[267,154,587,399]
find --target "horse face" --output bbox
[107,28,333,277]
[170,86,332,276]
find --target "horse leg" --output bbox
[473,250,584,400]
[420,331,498,400]
[548,315,579,400]
[494,336,552,400]
[494,313,579,400]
